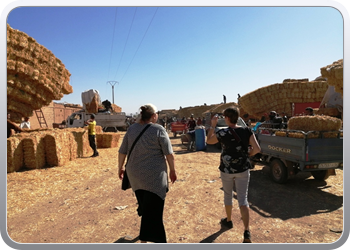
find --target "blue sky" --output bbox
[6,5,344,115]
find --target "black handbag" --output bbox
[121,124,151,190]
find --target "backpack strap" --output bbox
[126,124,151,166]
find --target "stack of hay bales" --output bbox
[320,59,343,96]
[238,79,328,118]
[7,24,73,123]
[7,126,122,173]
[21,131,47,169]
[7,135,25,173]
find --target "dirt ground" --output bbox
[6,131,343,244]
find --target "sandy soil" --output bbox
[6,131,343,244]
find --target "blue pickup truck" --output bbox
[252,127,343,183]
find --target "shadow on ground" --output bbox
[114,235,139,243]
[245,167,343,220]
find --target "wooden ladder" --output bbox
[35,109,48,128]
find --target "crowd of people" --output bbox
[7,105,317,243]
[118,104,261,243]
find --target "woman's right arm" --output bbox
[118,153,127,180]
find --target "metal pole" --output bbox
[107,81,119,104]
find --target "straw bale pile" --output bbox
[177,102,239,119]
[288,115,342,132]
[44,129,72,167]
[239,79,328,118]
[21,131,47,170]
[96,133,121,148]
[67,128,92,158]
[7,136,25,173]
[6,127,104,173]
[320,59,343,96]
[275,131,320,139]
[112,104,122,113]
[7,24,72,122]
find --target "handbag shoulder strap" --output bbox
[229,127,241,143]
[127,124,151,160]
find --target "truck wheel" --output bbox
[311,170,331,181]
[270,159,288,184]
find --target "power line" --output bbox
[113,7,137,80]
[119,7,159,83]
[107,7,118,80]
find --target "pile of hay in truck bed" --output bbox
[275,115,343,139]
[7,24,73,122]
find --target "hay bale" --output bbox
[7,136,25,173]
[22,131,46,169]
[44,129,71,167]
[66,128,92,158]
[96,133,121,148]
[287,115,342,131]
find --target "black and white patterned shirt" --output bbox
[215,126,253,174]
[119,123,173,200]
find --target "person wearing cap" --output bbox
[118,103,177,243]
[305,107,314,116]
[85,114,99,157]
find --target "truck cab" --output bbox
[67,110,127,131]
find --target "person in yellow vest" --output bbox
[85,114,99,157]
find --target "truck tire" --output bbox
[311,170,331,181]
[270,159,288,184]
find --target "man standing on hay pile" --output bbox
[85,114,99,157]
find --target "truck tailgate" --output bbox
[257,134,306,162]
[307,138,343,162]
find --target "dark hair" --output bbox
[223,107,239,124]
[305,107,313,112]
[90,114,95,119]
[140,105,156,122]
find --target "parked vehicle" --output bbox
[170,121,187,137]
[66,109,127,132]
[252,127,343,183]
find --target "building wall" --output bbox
[30,102,82,129]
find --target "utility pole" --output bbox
[107,81,119,104]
